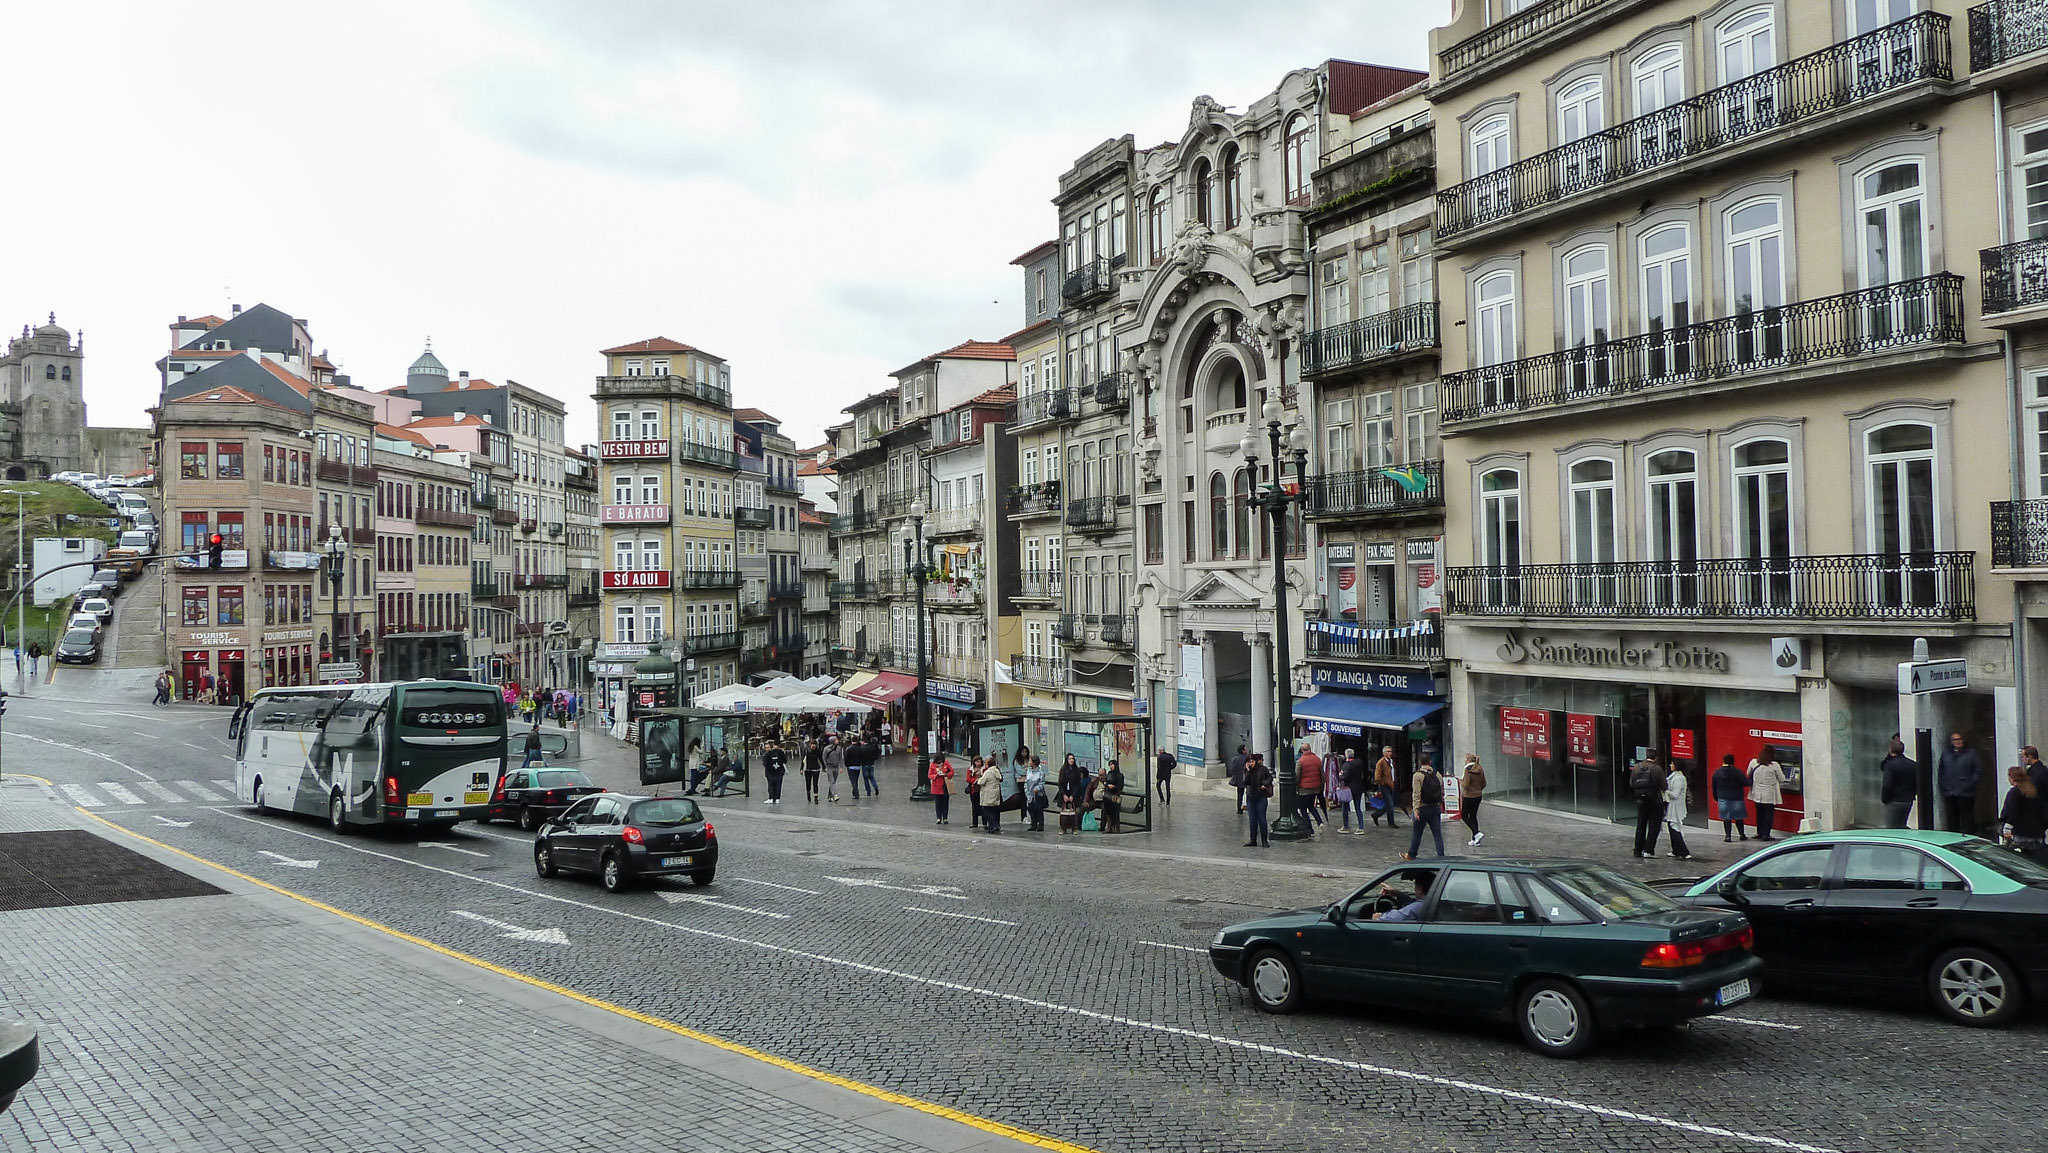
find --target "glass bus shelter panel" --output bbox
[638,710,749,796]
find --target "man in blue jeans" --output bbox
[521,724,544,769]
[1403,758,1446,860]
[1242,754,1274,848]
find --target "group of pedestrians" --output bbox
[1231,741,1488,858]
[924,749,1118,835]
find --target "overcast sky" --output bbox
[4,1,1440,450]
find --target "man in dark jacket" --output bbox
[1937,731,1982,834]
[1155,747,1175,805]
[1228,745,1248,814]
[1630,755,1669,859]
[760,738,789,805]
[1879,737,1918,828]
[2024,745,2048,797]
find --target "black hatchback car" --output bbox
[483,767,602,830]
[53,628,100,665]
[1209,859,1762,1057]
[534,793,717,892]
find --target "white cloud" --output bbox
[0,0,1441,449]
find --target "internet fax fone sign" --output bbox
[1898,658,1968,695]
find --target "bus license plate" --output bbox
[407,792,434,807]
[1716,979,1752,1006]
[661,855,694,868]
[436,810,458,818]
[463,791,488,804]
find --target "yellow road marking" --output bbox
[3,772,56,786]
[74,808,1095,1153]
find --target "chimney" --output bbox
[453,409,466,422]
[459,371,469,381]
[231,304,241,316]
[177,315,186,323]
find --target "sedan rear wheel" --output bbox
[518,806,541,832]
[1518,978,1595,1058]
[1246,948,1301,1014]
[1930,947,2024,1027]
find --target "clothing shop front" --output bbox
[927,677,981,753]
[1292,661,1446,783]
[1448,624,1808,831]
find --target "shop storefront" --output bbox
[594,642,649,736]
[926,678,981,753]
[178,629,251,704]
[260,627,316,691]
[1293,662,1446,780]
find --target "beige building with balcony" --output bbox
[1428,0,2015,832]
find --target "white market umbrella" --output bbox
[692,684,765,711]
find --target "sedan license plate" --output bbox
[660,855,695,868]
[462,791,488,805]
[407,791,433,807]
[1716,978,1752,1006]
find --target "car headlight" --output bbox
[1212,930,1228,946]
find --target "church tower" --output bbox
[0,314,88,478]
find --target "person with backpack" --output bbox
[1155,746,1176,805]
[1459,754,1488,847]
[521,723,545,769]
[1227,745,1248,814]
[1631,754,1669,858]
[1404,753,1446,860]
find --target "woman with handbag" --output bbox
[964,755,986,830]
[976,757,1004,834]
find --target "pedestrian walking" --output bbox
[976,757,1003,834]
[27,642,39,678]
[1403,757,1445,859]
[1294,742,1325,831]
[1938,731,1982,835]
[1880,737,1918,829]
[761,738,788,804]
[1459,754,1487,846]
[521,723,545,769]
[1100,759,1125,833]
[1663,766,1693,861]
[1155,747,1175,805]
[1630,755,1668,858]
[1244,754,1275,848]
[1228,745,1248,814]
[802,738,824,804]
[1023,757,1048,831]
[1711,754,1748,842]
[1748,750,1787,841]
[1374,746,1401,829]
[928,754,954,825]
[879,719,894,758]
[1337,747,1367,833]
[2000,765,2047,861]
[822,736,845,802]
[152,670,172,707]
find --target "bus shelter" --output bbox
[969,707,1153,833]
[637,708,750,797]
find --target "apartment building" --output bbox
[593,338,742,715]
[923,384,1014,739]
[396,412,515,681]
[799,505,834,677]
[564,446,602,686]
[996,245,1063,712]
[828,395,893,677]
[736,410,806,677]
[1427,0,2012,831]
[369,426,473,681]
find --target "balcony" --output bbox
[1437,13,1954,246]
[601,503,670,526]
[514,621,546,637]
[740,651,770,675]
[1300,303,1439,379]
[1010,655,1070,688]
[678,568,741,589]
[1304,461,1444,520]
[1063,257,1114,306]
[741,598,772,621]
[491,507,519,526]
[682,630,743,654]
[1014,569,1063,602]
[1097,614,1136,648]
[1980,237,2048,321]
[568,590,600,609]
[676,440,740,471]
[1971,0,2048,72]
[932,653,985,682]
[927,507,979,536]
[514,573,568,590]
[1443,553,1976,622]
[829,578,876,599]
[878,492,921,519]
[1306,619,1444,664]
[1009,388,1074,429]
[1441,274,1966,426]
[491,591,519,608]
[1066,495,1117,530]
[520,518,538,534]
[316,523,376,546]
[768,579,803,600]
[595,374,730,409]
[766,474,802,495]
[416,506,472,529]
[1437,0,1617,88]
[546,522,564,538]
[925,580,981,608]
[829,508,878,533]
[1052,614,1086,644]
[771,631,807,653]
[1092,372,1130,412]
[598,439,669,462]
[734,506,773,529]
[472,491,497,509]
[316,457,380,485]
[1006,480,1062,518]
[1993,499,2048,569]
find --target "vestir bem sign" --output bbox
[600,439,669,460]
[1493,630,1730,672]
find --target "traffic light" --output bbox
[206,533,224,571]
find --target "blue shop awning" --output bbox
[930,696,978,712]
[1293,692,1444,738]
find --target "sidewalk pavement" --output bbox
[555,727,1768,881]
[0,779,1074,1153]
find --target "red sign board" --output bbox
[1499,707,1551,758]
[602,569,671,590]
[637,691,655,707]
[219,650,245,662]
[600,504,671,524]
[1566,713,1599,766]
[181,650,209,662]
[1669,729,1697,760]
[600,439,669,460]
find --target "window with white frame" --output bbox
[1850,0,1917,35]
[1556,75,1604,144]
[1400,229,1435,306]
[643,604,663,640]
[615,605,637,643]
[1645,450,1699,609]
[1470,114,1511,178]
[1640,224,1693,372]
[1402,382,1439,462]
[1361,242,1391,318]
[640,474,662,505]
[1044,444,1060,480]
[612,474,634,505]
[1475,270,1517,366]
[1857,160,1927,289]
[1480,468,1522,603]
[1324,399,1354,473]
[1147,185,1170,264]
[611,410,633,441]
[1362,390,1394,468]
[1562,244,1611,352]
[1717,7,1776,84]
[1284,114,1312,204]
[639,410,660,439]
[1319,255,1351,326]
[1568,458,1619,605]
[1632,44,1684,116]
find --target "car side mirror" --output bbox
[1716,877,1745,903]
[1325,902,1345,924]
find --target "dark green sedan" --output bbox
[1208,859,1763,1057]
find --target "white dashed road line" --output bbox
[59,784,104,808]
[1138,940,1207,954]
[904,907,1017,927]
[213,779,235,792]
[98,782,144,805]
[731,877,822,895]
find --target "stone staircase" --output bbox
[111,564,166,670]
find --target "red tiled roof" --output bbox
[310,353,336,370]
[258,359,315,397]
[377,423,434,448]
[171,314,228,330]
[448,377,497,391]
[600,336,700,356]
[173,384,292,410]
[964,386,1016,407]
[733,407,777,423]
[799,510,827,526]
[894,339,1014,377]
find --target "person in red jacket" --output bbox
[1294,742,1326,832]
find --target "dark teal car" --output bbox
[1664,829,2048,1027]
[1208,859,1762,1057]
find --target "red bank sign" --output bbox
[602,569,671,590]
[1499,707,1551,758]
[600,439,669,460]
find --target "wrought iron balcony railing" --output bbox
[1097,614,1136,648]
[768,579,803,600]
[415,506,472,529]
[1052,614,1086,644]
[829,508,879,533]
[1009,388,1074,428]
[1438,0,1611,83]
[734,506,773,528]
[1438,13,1953,241]
[568,590,600,608]
[1006,480,1062,517]
[1066,495,1117,529]
[1063,257,1114,306]
[1301,303,1439,378]
[1092,372,1130,412]
[594,373,730,409]
[682,630,743,654]
[471,491,497,509]
[1441,273,1965,423]
[491,507,519,526]
[1014,568,1063,601]
[1970,0,2048,71]
[1306,619,1444,664]
[740,599,772,621]
[829,578,877,598]
[1981,237,2048,314]
[1010,655,1070,688]
[925,580,981,607]
[471,579,499,598]
[676,441,741,471]
[520,518,538,534]
[1304,461,1444,519]
[1992,498,2048,567]
[678,568,741,589]
[1444,553,1976,621]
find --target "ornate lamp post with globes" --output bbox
[1240,399,1314,841]
[901,499,934,801]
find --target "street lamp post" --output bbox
[322,524,346,679]
[902,501,933,802]
[1241,399,1313,842]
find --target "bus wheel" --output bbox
[329,793,351,836]
[252,780,267,815]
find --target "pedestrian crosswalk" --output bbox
[54,779,236,809]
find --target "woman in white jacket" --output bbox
[1662,770,1693,861]
[1748,753,1787,842]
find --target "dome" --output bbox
[407,342,448,379]
[634,648,676,678]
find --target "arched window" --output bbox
[43,364,54,380]
[1221,145,1243,228]
[1480,468,1522,606]
[1210,360,1247,414]
[1284,113,1312,204]
[1232,469,1252,560]
[1632,43,1684,116]
[1180,377,1196,435]
[1866,422,1938,606]
[1148,184,1170,264]
[1209,472,1230,560]
[1716,7,1775,84]
[1557,76,1604,144]
[60,366,72,381]
[1193,159,1213,226]
[1469,114,1511,177]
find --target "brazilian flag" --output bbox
[1380,466,1429,494]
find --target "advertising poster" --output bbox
[1669,729,1697,761]
[639,716,685,785]
[1177,642,1207,766]
[1325,543,1358,621]
[1566,713,1600,766]
[1407,537,1442,617]
[1499,707,1551,758]
[1068,729,1101,772]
